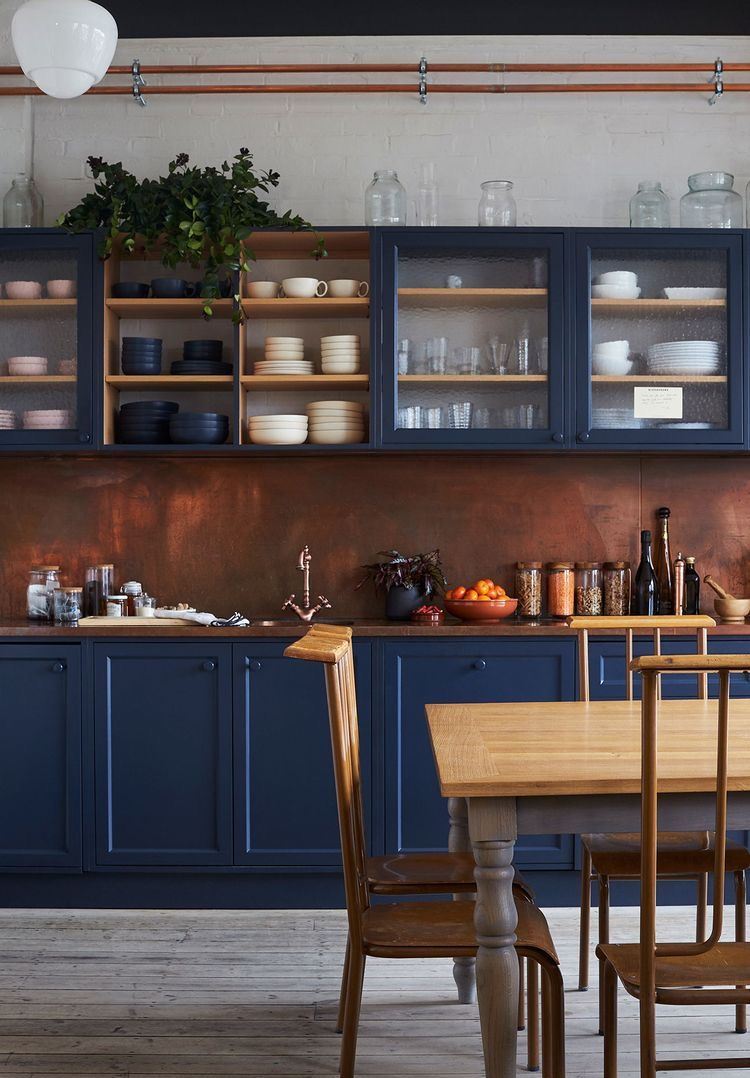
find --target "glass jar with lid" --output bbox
[27,565,60,620]
[84,563,114,617]
[515,562,543,618]
[478,180,517,227]
[575,562,603,616]
[680,171,743,228]
[53,586,82,625]
[120,580,143,617]
[546,562,575,619]
[134,594,157,618]
[629,181,670,228]
[603,561,631,616]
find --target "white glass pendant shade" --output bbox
[12,0,117,99]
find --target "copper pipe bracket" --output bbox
[131,59,147,107]
[708,56,724,106]
[418,56,428,105]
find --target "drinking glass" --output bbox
[487,338,510,374]
[397,338,412,375]
[452,347,480,375]
[447,402,473,428]
[424,407,442,428]
[415,162,439,227]
[513,333,532,375]
[472,407,492,429]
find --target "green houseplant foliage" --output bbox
[57,148,324,318]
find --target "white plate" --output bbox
[248,413,308,423]
[663,288,726,300]
[264,336,305,346]
[306,399,365,410]
[320,334,360,344]
[248,430,308,445]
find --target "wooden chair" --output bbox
[570,615,750,1039]
[284,624,566,1078]
[599,653,750,1077]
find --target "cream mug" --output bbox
[327,279,369,298]
[246,280,280,299]
[280,277,328,298]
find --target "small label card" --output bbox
[633,385,683,420]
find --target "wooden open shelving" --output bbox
[592,375,727,384]
[241,297,369,319]
[398,288,547,307]
[399,374,547,384]
[591,298,726,312]
[107,298,233,320]
[106,375,234,391]
[0,375,76,384]
[0,299,77,312]
[241,374,368,392]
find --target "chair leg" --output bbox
[339,948,366,1078]
[336,935,351,1034]
[598,874,610,1036]
[602,959,618,1078]
[527,959,539,1072]
[696,872,708,943]
[540,961,565,1078]
[735,869,747,1034]
[518,955,526,1030]
[578,843,592,991]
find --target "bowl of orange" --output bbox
[444,579,518,622]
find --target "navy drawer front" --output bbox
[588,636,750,700]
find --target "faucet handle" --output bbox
[282,594,296,610]
[317,595,332,610]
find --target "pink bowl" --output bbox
[46,279,76,299]
[444,598,519,622]
[5,280,42,300]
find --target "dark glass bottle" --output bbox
[654,507,673,615]
[684,556,701,615]
[634,529,659,615]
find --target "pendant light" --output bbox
[11,0,118,99]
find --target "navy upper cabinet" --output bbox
[0,645,81,869]
[233,641,372,867]
[574,230,744,449]
[93,643,233,866]
[0,229,95,449]
[378,228,567,448]
[383,638,576,869]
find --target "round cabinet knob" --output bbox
[577,431,591,443]
[248,660,262,672]
[473,659,487,671]
[551,432,564,443]
[51,662,65,673]
[78,432,91,443]
[202,660,216,672]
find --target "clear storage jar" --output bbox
[515,562,543,618]
[53,586,82,625]
[84,563,114,617]
[575,562,603,616]
[680,171,743,228]
[629,181,670,228]
[27,565,60,620]
[478,180,517,226]
[364,170,407,226]
[603,561,631,616]
[546,562,575,618]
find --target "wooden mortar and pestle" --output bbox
[705,575,750,623]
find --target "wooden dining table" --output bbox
[425,696,750,1078]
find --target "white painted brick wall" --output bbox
[0,5,749,228]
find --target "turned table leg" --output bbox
[469,796,519,1078]
[449,794,476,1004]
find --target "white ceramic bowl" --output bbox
[5,280,42,300]
[321,356,360,366]
[7,356,48,375]
[591,285,642,300]
[322,363,360,374]
[246,281,280,298]
[593,339,630,355]
[592,356,634,376]
[46,279,76,299]
[308,429,365,445]
[321,340,361,350]
[663,287,727,301]
[306,407,365,418]
[307,400,364,411]
[263,351,306,361]
[595,271,638,286]
[248,413,308,424]
[265,336,305,347]
[248,429,309,445]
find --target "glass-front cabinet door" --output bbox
[0,229,94,448]
[379,229,566,447]
[574,231,743,449]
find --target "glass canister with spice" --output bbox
[603,561,631,616]
[575,563,603,615]
[546,562,575,618]
[515,562,543,618]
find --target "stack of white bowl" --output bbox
[591,271,641,300]
[306,400,366,444]
[592,340,632,376]
[247,413,308,445]
[321,335,360,374]
[255,337,314,376]
[23,409,72,430]
[0,409,16,430]
[7,355,48,376]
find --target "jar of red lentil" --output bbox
[546,561,575,618]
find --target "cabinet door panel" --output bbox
[384,639,576,869]
[233,642,372,866]
[589,635,750,700]
[94,644,232,866]
[0,644,81,868]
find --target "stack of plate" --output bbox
[306,400,366,444]
[169,411,230,445]
[663,288,727,301]
[171,339,232,376]
[121,337,162,375]
[247,413,308,445]
[646,340,722,375]
[255,337,313,376]
[321,335,360,374]
[592,408,645,430]
[7,356,48,376]
[0,409,16,429]
[118,400,178,444]
[23,409,73,430]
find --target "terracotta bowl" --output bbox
[444,597,518,622]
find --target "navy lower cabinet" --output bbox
[0,645,82,869]
[383,638,576,870]
[93,643,233,866]
[233,641,372,867]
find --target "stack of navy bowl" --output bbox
[121,337,163,375]
[117,400,178,444]
[171,339,232,376]
[169,411,229,445]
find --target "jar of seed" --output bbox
[546,562,575,618]
[603,561,631,616]
[575,562,602,616]
[515,561,543,618]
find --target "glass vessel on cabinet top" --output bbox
[582,241,739,445]
[389,240,562,444]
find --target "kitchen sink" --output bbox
[253,618,354,627]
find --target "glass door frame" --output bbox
[573,228,744,450]
[378,227,567,448]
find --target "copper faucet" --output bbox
[282,545,331,623]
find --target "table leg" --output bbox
[469,796,519,1078]
[449,795,476,1004]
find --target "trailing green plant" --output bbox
[357,550,446,596]
[57,148,324,318]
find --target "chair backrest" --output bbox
[284,625,369,942]
[630,654,748,1003]
[567,615,716,703]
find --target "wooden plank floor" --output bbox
[0,905,745,1076]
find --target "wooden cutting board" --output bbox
[77,616,197,626]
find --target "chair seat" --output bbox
[583,832,750,877]
[366,852,534,901]
[597,940,750,996]
[362,894,558,961]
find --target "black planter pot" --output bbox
[385,584,427,621]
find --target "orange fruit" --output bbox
[445,588,453,600]
[496,587,506,597]
[452,585,466,600]
[485,579,495,589]
[477,593,491,601]
[488,588,499,599]
[464,588,479,601]
[476,581,490,596]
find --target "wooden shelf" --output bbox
[0,375,76,384]
[592,374,727,384]
[0,299,76,312]
[106,299,233,319]
[106,375,233,391]
[591,298,726,312]
[241,374,369,391]
[241,297,369,318]
[114,230,369,261]
[398,288,547,307]
[398,374,547,384]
